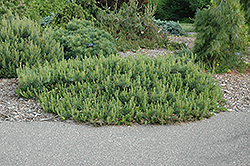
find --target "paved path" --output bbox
[0,112,250,166]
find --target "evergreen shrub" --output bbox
[0,15,64,78]
[193,0,249,72]
[0,0,28,19]
[153,0,196,21]
[16,54,224,126]
[98,0,168,51]
[39,0,97,28]
[96,0,149,11]
[29,0,68,18]
[174,48,194,60]
[53,19,118,59]
[240,0,250,42]
[154,19,186,36]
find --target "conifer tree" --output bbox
[193,0,248,72]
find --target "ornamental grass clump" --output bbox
[53,19,118,59]
[0,14,64,78]
[16,54,224,126]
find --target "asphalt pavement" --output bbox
[0,111,250,166]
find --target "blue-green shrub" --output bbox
[154,19,186,36]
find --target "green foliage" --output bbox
[154,0,196,21]
[39,12,56,27]
[174,48,194,60]
[154,19,186,36]
[76,0,104,22]
[96,0,150,11]
[98,0,168,51]
[240,0,250,38]
[47,1,91,28]
[16,54,223,126]
[189,0,211,10]
[28,0,94,28]
[53,19,117,59]
[0,0,29,19]
[193,0,249,72]
[179,23,195,32]
[29,0,67,18]
[0,15,64,78]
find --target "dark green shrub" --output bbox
[53,19,117,59]
[0,15,64,78]
[154,19,186,36]
[154,0,196,21]
[240,0,250,41]
[241,0,250,26]
[16,54,224,126]
[153,0,211,21]
[193,0,249,72]
[98,0,168,51]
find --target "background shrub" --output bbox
[96,0,149,11]
[0,14,64,78]
[151,0,211,21]
[16,54,223,126]
[98,0,168,51]
[154,19,186,36]
[193,0,249,72]
[28,0,67,18]
[240,0,250,38]
[0,0,30,19]
[153,0,195,21]
[51,1,91,28]
[53,19,118,59]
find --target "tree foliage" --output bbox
[154,0,195,21]
[240,0,250,35]
[153,0,211,21]
[194,0,248,72]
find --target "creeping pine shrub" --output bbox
[98,0,168,51]
[17,54,224,126]
[0,15,64,78]
[194,0,249,73]
[154,19,186,36]
[53,19,118,59]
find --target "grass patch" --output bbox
[16,54,224,126]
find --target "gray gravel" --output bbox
[0,111,250,166]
